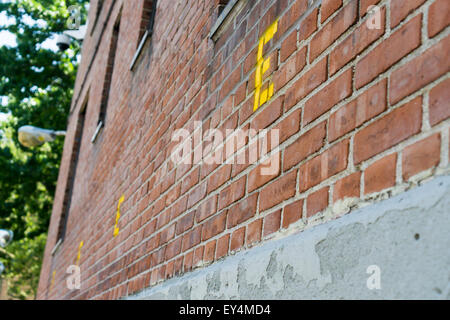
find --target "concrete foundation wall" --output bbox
[127,175,450,300]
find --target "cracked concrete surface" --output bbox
[126,175,450,300]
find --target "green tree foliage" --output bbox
[0,0,88,299]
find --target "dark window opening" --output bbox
[217,0,231,16]
[210,0,236,41]
[139,0,158,44]
[56,103,87,241]
[130,0,157,70]
[92,13,121,143]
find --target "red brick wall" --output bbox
[37,0,449,299]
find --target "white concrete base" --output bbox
[127,175,450,300]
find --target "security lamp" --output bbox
[18,126,66,148]
[0,229,13,248]
[56,24,87,52]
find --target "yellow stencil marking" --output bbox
[76,241,83,266]
[114,195,125,237]
[50,270,56,291]
[254,19,278,112]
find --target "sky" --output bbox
[0,8,59,122]
[0,11,59,50]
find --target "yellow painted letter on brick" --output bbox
[114,195,125,237]
[75,241,83,266]
[254,19,278,112]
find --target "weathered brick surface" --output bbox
[329,79,387,142]
[355,14,422,88]
[364,153,397,194]
[333,172,361,202]
[306,186,329,217]
[390,37,450,105]
[38,0,450,300]
[354,97,422,164]
[428,0,450,37]
[304,68,353,125]
[429,78,450,126]
[402,134,441,180]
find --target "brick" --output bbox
[298,8,318,41]
[204,240,216,263]
[248,152,281,192]
[259,170,297,211]
[354,97,422,164]
[247,219,262,245]
[390,37,450,105]
[160,223,175,243]
[187,181,207,209]
[274,108,301,144]
[274,46,307,91]
[282,199,303,228]
[329,7,385,75]
[182,226,202,251]
[321,0,342,23]
[218,176,246,209]
[193,246,204,267]
[183,251,194,272]
[165,237,182,260]
[230,227,245,252]
[429,78,450,126]
[181,167,200,195]
[310,0,358,61]
[207,164,232,193]
[234,82,247,107]
[176,211,195,235]
[285,57,327,110]
[174,256,183,276]
[304,68,353,125]
[364,153,397,194]
[329,79,387,142]
[299,139,349,192]
[391,0,425,28]
[263,209,281,236]
[279,0,308,35]
[360,0,381,17]
[428,0,450,37]
[166,182,181,206]
[239,94,255,125]
[333,172,361,202]
[402,134,441,180]
[251,95,283,130]
[215,234,230,259]
[306,186,329,217]
[360,14,422,87]
[195,195,218,223]
[165,261,174,279]
[283,121,326,171]
[227,193,258,228]
[201,212,226,241]
[280,29,297,62]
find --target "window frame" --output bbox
[130,0,158,71]
[209,0,240,41]
[53,96,88,250]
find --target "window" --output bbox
[92,13,121,142]
[130,0,158,70]
[217,0,231,16]
[56,101,87,242]
[139,0,157,42]
[210,0,238,41]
